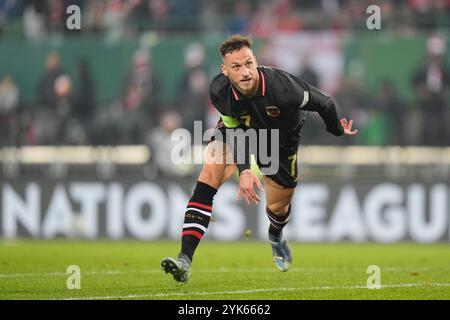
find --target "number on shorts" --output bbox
[240,114,251,127]
[288,153,297,177]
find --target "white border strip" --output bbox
[63,282,450,300]
[300,91,309,108]
[186,207,211,217]
[183,223,207,233]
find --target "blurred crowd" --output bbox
[1,35,448,149]
[0,0,449,172]
[0,40,214,149]
[0,0,449,40]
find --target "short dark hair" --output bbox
[219,34,252,57]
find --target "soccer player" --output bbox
[161,35,357,283]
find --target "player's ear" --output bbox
[221,64,228,77]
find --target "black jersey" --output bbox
[210,66,344,149]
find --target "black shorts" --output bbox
[210,120,299,189]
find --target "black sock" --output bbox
[267,205,291,239]
[181,181,217,262]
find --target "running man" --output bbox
[162,35,357,283]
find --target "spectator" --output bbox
[71,58,96,143]
[374,80,405,145]
[0,0,23,37]
[85,0,106,35]
[412,34,449,146]
[47,0,64,34]
[147,110,193,178]
[148,0,170,33]
[273,0,303,32]
[117,47,162,144]
[359,107,390,146]
[35,54,83,145]
[0,75,20,146]
[103,0,137,42]
[74,59,96,123]
[249,1,277,38]
[23,0,47,40]
[297,57,322,145]
[37,51,64,110]
[333,76,369,145]
[170,0,200,32]
[227,0,251,34]
[176,43,209,136]
[299,56,319,88]
[53,73,82,144]
[34,52,65,144]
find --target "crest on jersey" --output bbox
[265,106,280,118]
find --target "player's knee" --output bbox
[267,202,290,216]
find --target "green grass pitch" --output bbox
[0,240,449,300]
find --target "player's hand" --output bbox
[340,118,358,136]
[237,169,263,205]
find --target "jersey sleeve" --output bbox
[210,82,240,129]
[301,84,344,136]
[281,70,344,136]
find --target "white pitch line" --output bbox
[0,268,346,278]
[430,283,450,287]
[63,282,450,300]
[1,266,447,278]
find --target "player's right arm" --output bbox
[273,68,357,136]
[286,71,357,136]
[302,84,346,136]
[303,85,358,136]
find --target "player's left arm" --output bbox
[301,84,358,136]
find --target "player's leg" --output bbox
[263,176,295,271]
[260,146,299,272]
[161,139,235,283]
[180,141,234,260]
[199,141,236,188]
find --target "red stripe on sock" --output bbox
[188,202,212,211]
[182,230,203,240]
